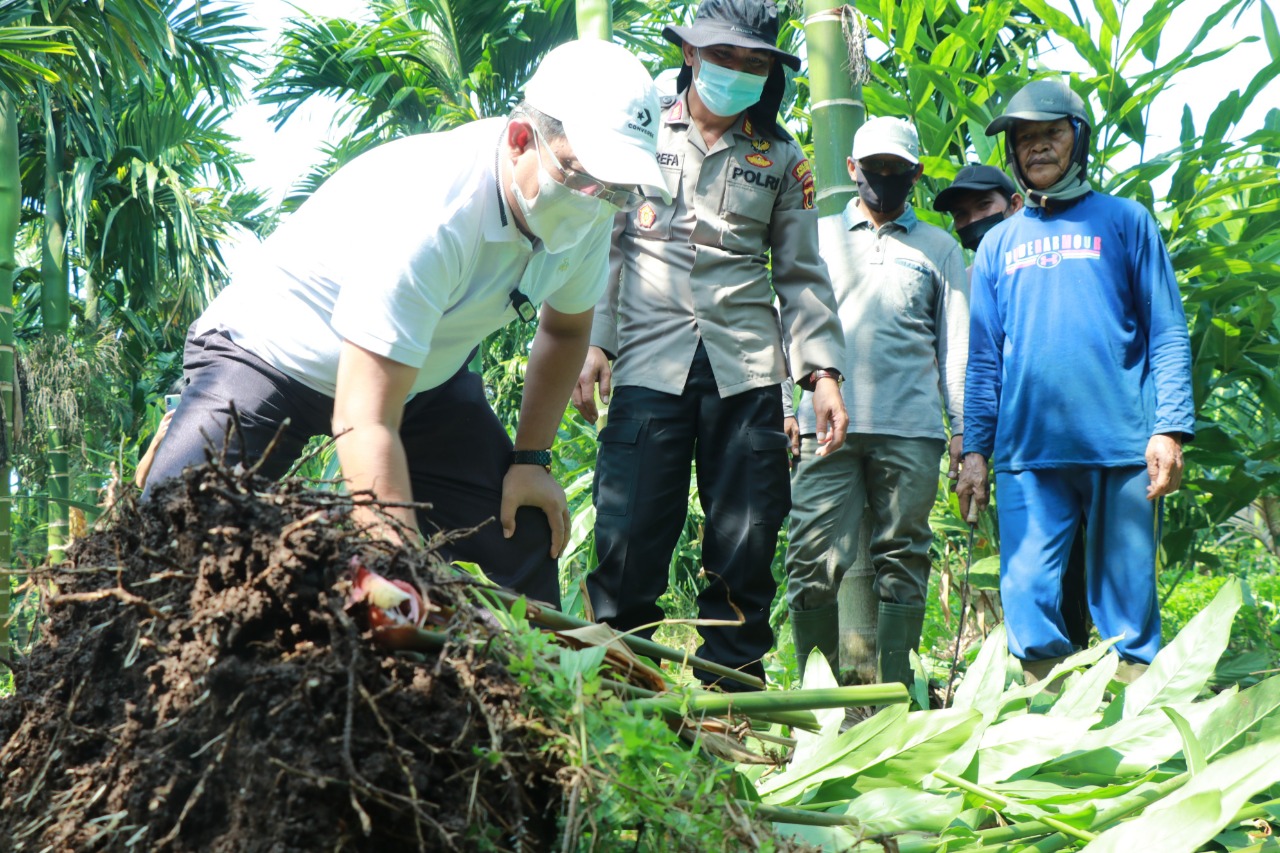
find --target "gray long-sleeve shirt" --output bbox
[792,199,968,440]
[590,91,844,396]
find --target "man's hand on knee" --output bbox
[501,465,570,558]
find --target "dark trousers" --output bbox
[587,344,791,684]
[143,329,559,604]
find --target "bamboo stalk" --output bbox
[626,683,907,718]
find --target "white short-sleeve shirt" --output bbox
[199,118,610,397]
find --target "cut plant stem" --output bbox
[626,683,907,719]
[484,588,766,689]
[747,802,861,827]
[932,769,1097,843]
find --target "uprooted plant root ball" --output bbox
[0,463,562,852]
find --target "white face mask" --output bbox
[511,127,613,254]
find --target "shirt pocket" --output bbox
[720,180,774,255]
[886,257,936,318]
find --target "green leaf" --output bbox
[1194,675,1280,760]
[1049,652,1118,718]
[1123,577,1242,718]
[973,713,1099,784]
[1081,737,1280,853]
[834,788,966,834]
[1163,706,1207,774]
[952,623,1010,714]
[1262,1,1280,59]
[759,706,982,802]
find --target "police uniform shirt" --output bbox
[198,118,610,398]
[591,90,844,397]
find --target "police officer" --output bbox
[572,0,848,686]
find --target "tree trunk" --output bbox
[575,0,612,40]
[41,98,70,565]
[803,1,873,643]
[803,0,864,216]
[1260,494,1280,557]
[0,93,18,661]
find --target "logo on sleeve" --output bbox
[792,158,816,210]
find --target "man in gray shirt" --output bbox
[785,117,967,696]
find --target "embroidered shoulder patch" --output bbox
[792,158,816,210]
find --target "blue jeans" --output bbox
[996,466,1161,663]
[143,328,560,605]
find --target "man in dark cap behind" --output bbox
[955,78,1194,683]
[933,164,1023,253]
[573,0,848,687]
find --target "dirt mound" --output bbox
[0,464,562,852]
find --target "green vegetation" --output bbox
[0,0,1276,849]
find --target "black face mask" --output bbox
[957,212,1007,251]
[856,170,915,213]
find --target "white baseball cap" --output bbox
[523,40,671,203]
[852,116,921,165]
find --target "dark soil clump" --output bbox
[0,464,562,852]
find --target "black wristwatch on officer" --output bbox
[510,448,553,472]
[800,367,844,392]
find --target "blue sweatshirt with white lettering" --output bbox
[963,190,1195,472]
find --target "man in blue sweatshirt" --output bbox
[955,79,1194,682]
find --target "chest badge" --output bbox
[745,152,773,168]
[636,202,657,229]
[751,138,771,153]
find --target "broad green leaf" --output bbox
[758,705,909,799]
[1048,689,1238,775]
[760,707,982,802]
[999,639,1119,707]
[974,713,1099,784]
[1194,674,1280,760]
[792,649,845,764]
[1049,652,1118,718]
[1123,577,1242,718]
[833,788,965,834]
[1081,737,1280,853]
[952,623,1010,714]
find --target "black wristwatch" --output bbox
[510,449,553,471]
[802,368,844,392]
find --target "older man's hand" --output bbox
[955,452,989,522]
[1146,433,1185,500]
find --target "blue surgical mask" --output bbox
[694,49,767,118]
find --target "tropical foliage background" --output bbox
[0,0,1277,848]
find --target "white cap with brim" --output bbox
[852,116,921,166]
[523,40,671,203]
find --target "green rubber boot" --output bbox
[837,558,878,687]
[877,601,926,689]
[790,604,840,680]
